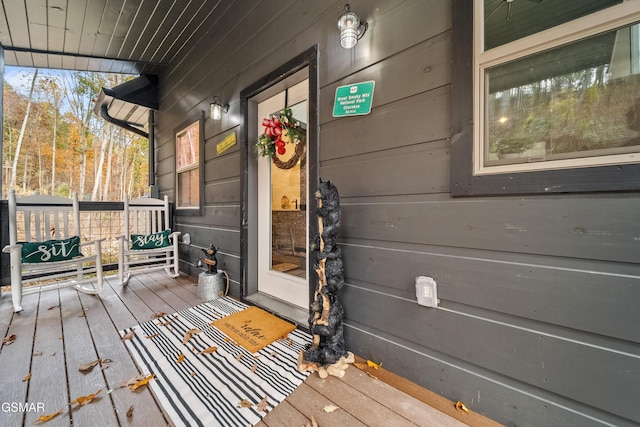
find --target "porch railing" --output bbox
[0,200,174,286]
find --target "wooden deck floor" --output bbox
[0,271,491,427]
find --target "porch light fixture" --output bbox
[337,4,367,49]
[209,96,229,120]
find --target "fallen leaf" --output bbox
[237,399,253,408]
[78,359,101,372]
[120,374,147,388]
[182,328,202,344]
[145,333,159,339]
[176,354,185,363]
[353,362,368,370]
[130,374,154,391]
[190,372,196,378]
[2,334,16,345]
[47,305,60,311]
[365,371,378,380]
[34,408,62,423]
[455,401,470,414]
[256,396,269,412]
[251,363,258,374]
[367,360,382,370]
[151,311,167,319]
[236,353,243,362]
[157,320,172,327]
[198,346,218,355]
[78,309,88,317]
[323,404,339,413]
[70,389,102,406]
[22,373,31,382]
[32,351,43,357]
[270,351,278,358]
[126,405,134,418]
[306,415,318,427]
[121,330,135,341]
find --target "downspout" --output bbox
[99,103,149,139]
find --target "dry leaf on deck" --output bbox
[182,328,202,344]
[34,408,62,423]
[126,405,134,418]
[22,373,31,382]
[251,363,258,374]
[236,353,243,362]
[120,374,147,388]
[145,333,159,339]
[152,311,167,319]
[367,360,382,370]
[2,334,16,345]
[157,320,172,327]
[78,359,101,372]
[33,351,43,357]
[121,330,135,341]
[323,404,339,413]
[198,346,218,355]
[47,305,60,311]
[130,374,154,391]
[256,396,269,412]
[70,389,102,406]
[176,354,185,364]
[353,362,368,370]
[304,415,318,427]
[237,399,253,408]
[455,401,470,414]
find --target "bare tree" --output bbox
[9,68,38,190]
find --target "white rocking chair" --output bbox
[116,195,180,285]
[2,190,104,312]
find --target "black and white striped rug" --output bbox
[120,297,311,427]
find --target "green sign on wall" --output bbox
[332,81,375,117]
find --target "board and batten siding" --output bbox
[152,1,640,426]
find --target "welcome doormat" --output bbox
[120,297,311,427]
[212,306,297,353]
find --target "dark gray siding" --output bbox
[154,1,640,426]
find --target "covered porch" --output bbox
[0,271,483,427]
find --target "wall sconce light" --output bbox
[337,4,367,49]
[210,96,229,120]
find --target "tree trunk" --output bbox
[102,127,115,201]
[9,68,38,190]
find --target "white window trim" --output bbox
[473,0,640,176]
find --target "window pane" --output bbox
[484,0,621,50]
[177,169,199,208]
[176,121,199,170]
[485,22,640,167]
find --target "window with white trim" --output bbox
[474,0,640,177]
[175,115,203,212]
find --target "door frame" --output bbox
[239,45,319,308]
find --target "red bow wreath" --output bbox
[256,108,305,159]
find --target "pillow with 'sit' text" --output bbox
[19,236,83,263]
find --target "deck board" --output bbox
[0,271,485,427]
[0,292,39,426]
[24,289,70,426]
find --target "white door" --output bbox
[256,79,309,308]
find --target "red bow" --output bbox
[262,117,283,139]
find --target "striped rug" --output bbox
[120,297,311,427]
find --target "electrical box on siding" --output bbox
[415,276,439,308]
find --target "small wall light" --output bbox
[210,96,229,120]
[337,4,367,49]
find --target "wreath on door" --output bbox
[256,108,305,170]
